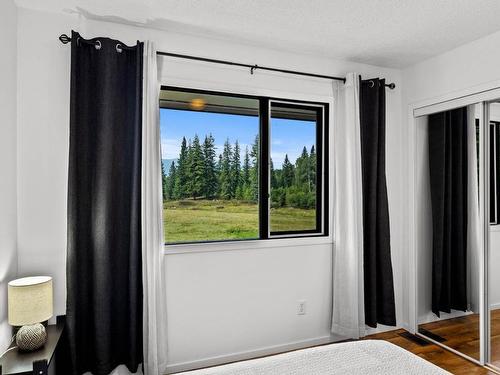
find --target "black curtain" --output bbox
[64,31,143,375]
[428,107,468,317]
[360,78,396,328]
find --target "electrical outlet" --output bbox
[297,300,306,315]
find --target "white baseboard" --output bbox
[418,310,473,325]
[166,335,342,374]
[400,322,411,332]
[490,303,500,310]
[365,324,400,336]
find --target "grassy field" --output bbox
[163,199,316,243]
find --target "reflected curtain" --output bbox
[359,78,396,328]
[331,73,366,338]
[428,107,468,316]
[65,31,144,374]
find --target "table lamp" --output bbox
[8,276,53,351]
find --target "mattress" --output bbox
[178,340,450,374]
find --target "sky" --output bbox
[160,108,316,169]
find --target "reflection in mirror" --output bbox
[489,101,500,368]
[416,103,482,361]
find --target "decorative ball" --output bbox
[16,323,47,351]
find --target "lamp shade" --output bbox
[8,276,53,326]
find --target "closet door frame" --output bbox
[408,84,500,368]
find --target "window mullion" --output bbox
[259,98,270,239]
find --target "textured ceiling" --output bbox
[16,0,500,68]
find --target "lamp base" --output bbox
[16,323,47,351]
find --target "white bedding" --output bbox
[178,340,450,375]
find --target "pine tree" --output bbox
[203,134,218,199]
[231,140,241,197]
[249,134,259,201]
[242,146,251,187]
[185,139,193,197]
[166,161,177,200]
[282,154,295,187]
[270,158,277,189]
[295,146,310,190]
[161,159,167,200]
[219,139,233,199]
[174,137,189,199]
[187,135,205,199]
[310,145,317,190]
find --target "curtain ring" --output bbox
[94,40,102,50]
[116,44,123,53]
[368,80,374,88]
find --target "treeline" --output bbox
[162,134,317,209]
[270,146,316,209]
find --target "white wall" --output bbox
[402,29,500,327]
[0,0,18,351]
[15,6,404,371]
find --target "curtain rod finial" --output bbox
[59,34,71,44]
[386,82,396,90]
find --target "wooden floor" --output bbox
[419,312,481,361]
[416,309,500,370]
[490,310,500,368]
[365,329,496,374]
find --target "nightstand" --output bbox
[0,315,65,375]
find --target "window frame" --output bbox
[267,100,327,238]
[160,85,329,245]
[491,121,499,225]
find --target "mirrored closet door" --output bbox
[415,102,484,363]
[414,94,500,370]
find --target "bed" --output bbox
[178,340,450,374]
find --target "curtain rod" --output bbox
[158,51,395,89]
[58,34,396,89]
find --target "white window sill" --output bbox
[163,236,333,255]
[491,225,500,232]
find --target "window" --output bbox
[476,119,500,225]
[160,87,328,244]
[269,102,324,234]
[491,121,500,225]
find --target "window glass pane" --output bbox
[160,90,260,243]
[270,103,319,233]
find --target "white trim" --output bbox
[414,87,500,117]
[166,335,340,374]
[481,101,489,364]
[418,310,475,326]
[408,79,500,116]
[490,303,500,310]
[164,236,333,255]
[408,104,417,334]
